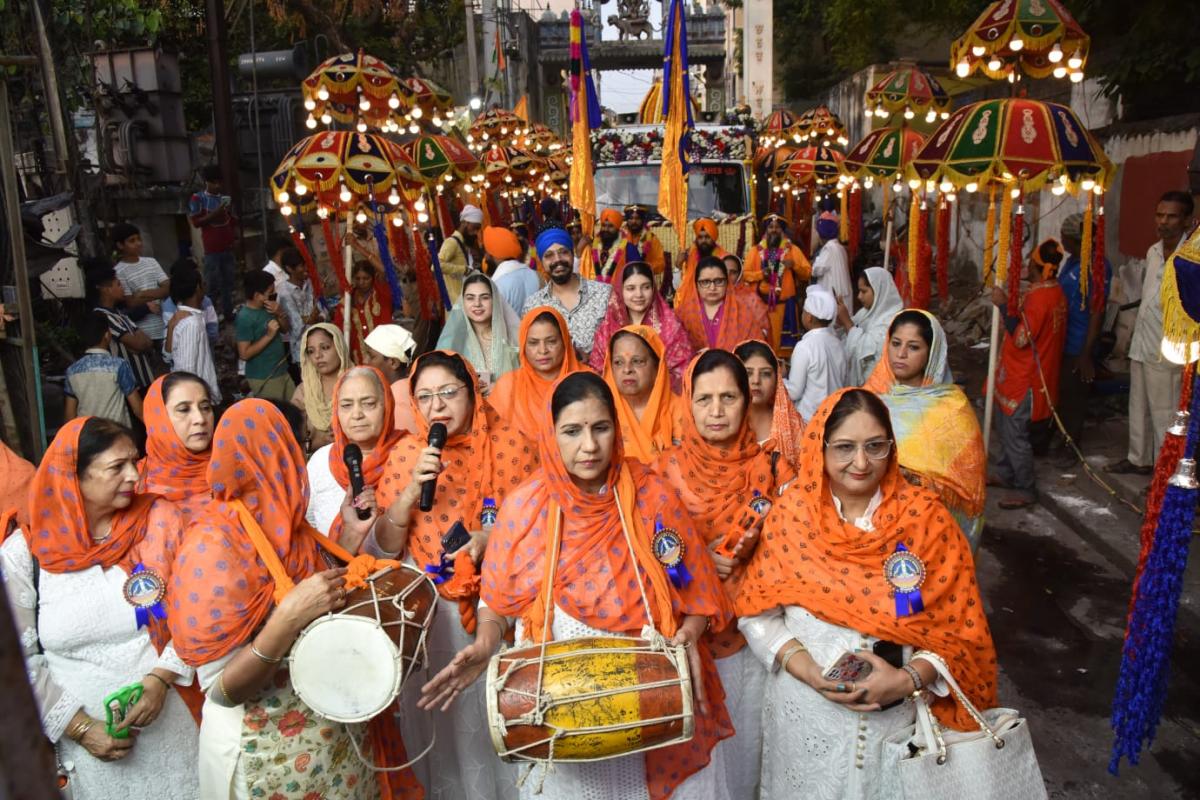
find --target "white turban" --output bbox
[364,324,416,363]
[803,284,837,321]
[460,205,484,224]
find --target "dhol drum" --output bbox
[290,563,437,723]
[486,636,694,762]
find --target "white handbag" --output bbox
[880,651,1047,800]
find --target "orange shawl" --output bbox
[481,372,732,800]
[327,367,404,542]
[27,418,178,651]
[487,306,583,438]
[376,351,537,633]
[734,389,998,731]
[677,287,768,352]
[602,325,680,464]
[139,376,212,525]
[737,337,805,474]
[656,355,781,658]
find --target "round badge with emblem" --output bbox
[748,489,772,517]
[123,568,165,610]
[480,497,498,528]
[883,549,926,595]
[652,526,685,568]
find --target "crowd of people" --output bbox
[1,184,1194,800]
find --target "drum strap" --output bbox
[230,499,399,601]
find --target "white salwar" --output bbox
[399,593,520,800]
[713,646,766,799]
[737,491,948,800]
[506,606,731,800]
[304,444,343,535]
[0,533,200,800]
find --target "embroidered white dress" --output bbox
[0,533,200,800]
[738,492,947,800]
[506,606,730,800]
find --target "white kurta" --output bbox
[0,533,200,800]
[509,607,730,800]
[305,444,343,535]
[812,239,854,311]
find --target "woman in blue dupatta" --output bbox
[864,309,986,549]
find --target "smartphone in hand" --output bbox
[441,520,471,555]
[822,651,873,683]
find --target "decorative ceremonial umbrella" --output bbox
[775,145,846,188]
[300,51,413,132]
[758,109,801,148]
[951,0,1090,82]
[468,108,527,150]
[399,133,480,184]
[794,106,849,147]
[526,123,564,154]
[909,97,1112,193]
[864,63,952,124]
[754,143,800,174]
[845,127,926,183]
[269,130,423,215]
[406,77,456,121]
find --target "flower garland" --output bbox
[982,185,997,287]
[592,127,751,163]
[906,189,921,296]
[1080,194,1094,310]
[996,186,1014,291]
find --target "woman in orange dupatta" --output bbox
[168,399,421,800]
[488,306,583,439]
[375,350,534,800]
[677,256,768,352]
[601,324,680,464]
[736,389,998,797]
[1,417,199,797]
[734,338,805,477]
[655,350,789,800]
[863,309,986,550]
[140,372,215,526]
[420,370,734,800]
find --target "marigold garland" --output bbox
[982,185,997,286]
[1080,193,1094,310]
[907,189,921,294]
[996,186,1014,289]
[839,188,850,244]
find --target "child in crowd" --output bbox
[63,311,143,427]
[235,270,293,402]
[166,265,222,405]
[785,284,847,422]
[187,164,238,319]
[85,258,156,391]
[112,222,170,365]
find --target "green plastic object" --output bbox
[103,683,144,739]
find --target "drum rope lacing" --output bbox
[505,487,682,792]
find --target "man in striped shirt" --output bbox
[84,259,156,391]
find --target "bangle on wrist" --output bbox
[250,642,284,665]
[68,716,95,742]
[902,663,924,692]
[777,641,806,674]
[479,616,507,639]
[144,672,171,690]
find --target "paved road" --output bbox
[980,498,1200,798]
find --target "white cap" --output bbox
[460,204,484,224]
[364,324,416,362]
[803,284,837,321]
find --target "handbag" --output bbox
[880,651,1047,800]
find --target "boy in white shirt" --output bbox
[112,222,170,355]
[785,284,847,422]
[165,264,222,404]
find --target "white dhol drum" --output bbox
[290,563,438,723]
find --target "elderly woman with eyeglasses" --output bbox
[374,350,537,799]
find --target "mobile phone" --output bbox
[441,520,471,555]
[873,640,905,669]
[822,651,873,683]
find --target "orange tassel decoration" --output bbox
[1008,187,1025,310]
[936,195,951,303]
[1080,193,1094,310]
[907,190,921,294]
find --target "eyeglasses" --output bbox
[613,357,649,370]
[824,439,893,463]
[697,278,727,289]
[415,384,467,405]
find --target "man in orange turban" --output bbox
[579,208,626,281]
[674,217,729,308]
[486,225,540,314]
[744,213,812,355]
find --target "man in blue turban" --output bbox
[812,210,852,314]
[522,225,612,359]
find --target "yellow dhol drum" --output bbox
[486,636,694,762]
[290,564,437,723]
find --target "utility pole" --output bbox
[464,0,480,102]
[481,0,497,106]
[205,0,242,219]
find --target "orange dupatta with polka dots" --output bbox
[376,351,537,634]
[734,389,998,731]
[602,325,679,464]
[655,355,782,658]
[327,367,404,543]
[481,372,733,800]
[487,306,583,437]
[139,376,212,525]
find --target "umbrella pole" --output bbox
[982,298,1001,457]
[343,212,352,342]
[882,217,894,272]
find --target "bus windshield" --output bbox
[594,163,748,218]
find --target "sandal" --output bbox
[1105,459,1153,476]
[998,494,1037,510]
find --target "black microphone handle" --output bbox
[344,445,372,520]
[419,476,437,512]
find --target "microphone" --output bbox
[419,422,448,512]
[343,443,371,521]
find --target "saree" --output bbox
[482,373,733,800]
[863,309,986,547]
[487,306,583,438]
[735,388,998,732]
[601,325,680,464]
